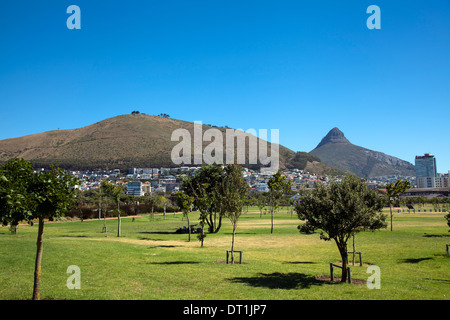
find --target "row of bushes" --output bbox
[66,204,180,220]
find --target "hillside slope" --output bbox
[0,114,339,174]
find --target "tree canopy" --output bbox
[267,170,292,233]
[0,158,78,299]
[219,164,250,263]
[175,190,194,241]
[181,164,225,233]
[295,174,386,282]
[385,179,412,231]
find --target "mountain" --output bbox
[310,127,415,178]
[0,114,339,175]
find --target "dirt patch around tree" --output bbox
[214,261,248,265]
[315,275,367,285]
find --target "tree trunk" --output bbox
[206,210,223,233]
[32,217,44,300]
[230,222,236,264]
[352,233,356,265]
[341,252,348,283]
[98,193,102,220]
[207,211,214,233]
[117,202,121,237]
[186,214,191,242]
[270,208,274,234]
[215,215,222,233]
[200,226,204,247]
[102,208,107,233]
[336,240,348,283]
[390,204,393,231]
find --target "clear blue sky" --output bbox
[1,1,449,173]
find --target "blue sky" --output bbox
[0,1,449,172]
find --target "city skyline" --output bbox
[1,1,449,172]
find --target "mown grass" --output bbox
[0,207,449,300]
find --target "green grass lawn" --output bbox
[0,207,449,300]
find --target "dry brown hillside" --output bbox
[0,114,339,174]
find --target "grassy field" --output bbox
[0,206,449,300]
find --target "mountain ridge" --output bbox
[315,127,350,148]
[310,127,415,178]
[0,114,340,175]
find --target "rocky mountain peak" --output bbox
[314,127,350,149]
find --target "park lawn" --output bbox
[0,208,449,300]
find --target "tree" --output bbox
[157,195,171,220]
[267,171,292,234]
[101,181,124,237]
[175,191,194,241]
[219,165,249,264]
[445,213,450,232]
[295,175,386,282]
[0,159,78,300]
[0,158,36,233]
[181,164,224,233]
[143,192,158,221]
[254,191,267,218]
[385,179,412,231]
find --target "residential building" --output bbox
[255,182,269,193]
[435,172,450,188]
[127,181,143,197]
[141,182,152,195]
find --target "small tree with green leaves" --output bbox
[142,192,158,221]
[175,191,194,242]
[0,158,36,234]
[0,159,78,300]
[295,175,386,282]
[255,191,267,218]
[267,171,292,234]
[181,164,224,233]
[157,195,171,220]
[219,165,250,264]
[386,179,412,231]
[102,181,124,237]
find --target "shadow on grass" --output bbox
[57,235,88,238]
[138,237,166,241]
[399,257,433,263]
[423,233,450,238]
[147,245,180,248]
[424,278,450,283]
[223,232,257,235]
[139,231,176,235]
[282,261,316,265]
[148,261,200,265]
[228,272,325,290]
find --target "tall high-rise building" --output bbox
[415,153,437,188]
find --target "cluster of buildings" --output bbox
[69,153,449,200]
[403,153,450,199]
[396,153,450,199]
[415,153,449,188]
[245,168,340,193]
[72,167,185,196]
[71,166,343,197]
